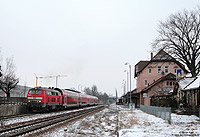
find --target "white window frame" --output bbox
[149,68,152,73]
[174,67,178,73]
[145,80,148,86]
[165,66,168,73]
[157,66,161,73]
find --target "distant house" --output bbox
[134,50,188,106]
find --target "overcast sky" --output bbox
[0,0,199,96]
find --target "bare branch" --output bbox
[152,8,200,77]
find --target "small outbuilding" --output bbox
[174,76,200,115]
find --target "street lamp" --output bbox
[125,62,132,104]
[124,70,129,96]
[122,80,126,95]
[55,75,60,88]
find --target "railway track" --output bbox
[0,105,104,137]
[0,107,81,122]
[0,114,35,121]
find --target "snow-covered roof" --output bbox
[178,77,196,89]
[184,76,200,90]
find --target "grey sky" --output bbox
[0,0,199,96]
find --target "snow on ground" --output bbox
[2,104,199,137]
[0,108,88,126]
[26,104,200,137]
[119,109,200,137]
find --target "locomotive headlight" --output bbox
[36,97,43,100]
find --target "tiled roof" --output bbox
[134,49,188,77]
[134,61,149,77]
[152,49,175,61]
[141,73,176,93]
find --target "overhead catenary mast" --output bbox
[34,74,67,88]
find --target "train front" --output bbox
[27,88,46,112]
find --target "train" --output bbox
[27,87,99,112]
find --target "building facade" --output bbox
[134,50,188,106]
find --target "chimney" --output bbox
[151,52,153,60]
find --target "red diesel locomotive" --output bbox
[27,87,98,112]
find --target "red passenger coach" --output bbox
[79,93,89,107]
[88,95,98,105]
[56,88,80,108]
[27,87,99,112]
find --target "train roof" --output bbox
[64,89,81,93]
[30,87,55,90]
[50,88,98,99]
[29,87,60,92]
[54,88,81,94]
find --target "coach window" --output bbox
[36,90,42,94]
[65,96,67,104]
[29,90,35,94]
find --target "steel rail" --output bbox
[0,105,104,137]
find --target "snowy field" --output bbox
[20,104,200,137]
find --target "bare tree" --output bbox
[91,85,98,97]
[83,85,109,104]
[101,92,109,104]
[152,8,200,77]
[0,57,19,97]
[83,87,92,95]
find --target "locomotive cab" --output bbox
[27,87,62,112]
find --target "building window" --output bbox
[166,81,169,86]
[157,66,161,73]
[165,66,168,73]
[145,80,148,86]
[174,67,178,73]
[149,68,152,73]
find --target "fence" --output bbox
[0,97,27,105]
[140,105,171,123]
